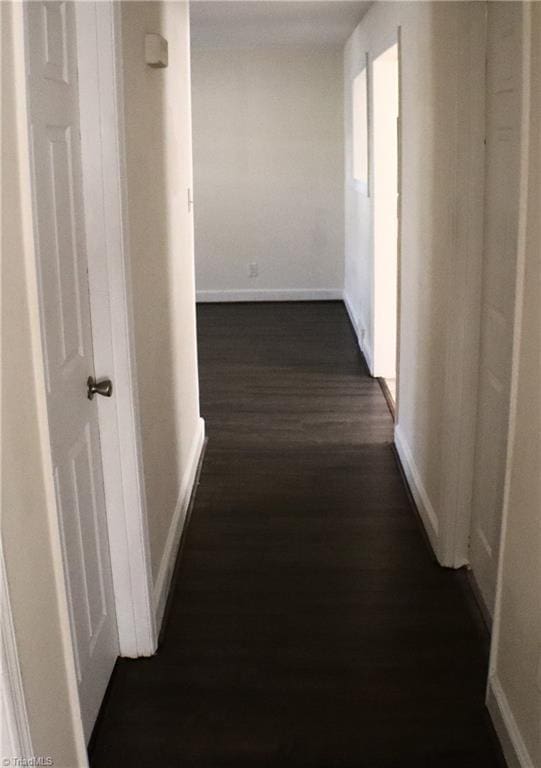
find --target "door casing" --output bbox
[468,1,524,617]
[371,36,400,385]
[74,0,157,660]
[20,0,157,751]
[7,0,158,761]
[432,4,488,569]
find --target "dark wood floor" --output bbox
[90,302,505,768]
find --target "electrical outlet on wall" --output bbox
[248,262,259,279]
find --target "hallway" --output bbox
[90,302,505,767]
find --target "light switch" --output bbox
[145,33,168,68]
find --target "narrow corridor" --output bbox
[90,302,505,767]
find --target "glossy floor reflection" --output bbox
[90,302,505,768]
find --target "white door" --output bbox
[469,2,523,616]
[25,0,119,740]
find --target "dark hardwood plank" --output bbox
[90,301,505,768]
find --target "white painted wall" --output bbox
[2,2,88,763]
[345,5,541,762]
[487,7,541,765]
[191,44,344,301]
[120,1,204,625]
[343,1,486,563]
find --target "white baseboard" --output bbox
[153,417,205,632]
[394,424,440,559]
[342,291,374,374]
[487,675,535,768]
[196,288,343,303]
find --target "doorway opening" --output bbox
[372,40,400,412]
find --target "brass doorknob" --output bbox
[87,376,113,400]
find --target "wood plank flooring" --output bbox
[90,301,505,768]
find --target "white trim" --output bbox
[342,291,374,374]
[489,0,533,683]
[438,5,487,569]
[487,676,535,768]
[154,418,206,633]
[487,8,535,766]
[394,424,439,557]
[394,25,402,427]
[196,289,343,303]
[1,549,33,759]
[371,34,399,382]
[76,1,156,657]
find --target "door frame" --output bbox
[436,5,487,568]
[371,32,400,389]
[73,1,156,658]
[487,7,537,761]
[23,0,156,663]
[5,0,154,758]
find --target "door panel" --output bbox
[25,0,119,739]
[469,2,522,615]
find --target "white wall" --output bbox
[343,1,486,563]
[120,1,204,623]
[2,2,87,764]
[345,5,541,762]
[191,44,344,301]
[487,6,541,765]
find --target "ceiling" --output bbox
[190,1,372,49]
